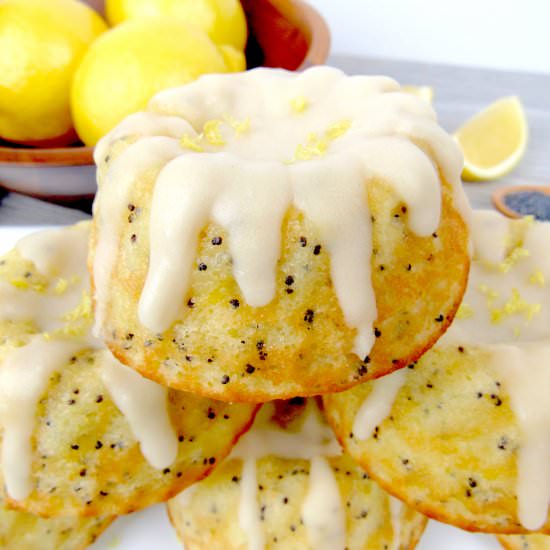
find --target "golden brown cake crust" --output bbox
[498,534,550,550]
[92,161,469,402]
[323,345,550,534]
[0,501,112,550]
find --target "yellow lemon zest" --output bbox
[64,292,93,323]
[9,278,29,290]
[325,119,352,140]
[54,278,69,295]
[289,119,351,163]
[203,119,226,146]
[293,136,329,161]
[43,292,93,340]
[223,114,250,136]
[456,303,474,320]
[291,96,309,113]
[478,284,499,307]
[181,134,204,152]
[9,278,46,292]
[499,247,530,273]
[490,288,542,324]
[529,269,545,287]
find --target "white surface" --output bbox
[309,0,550,75]
[0,227,513,550]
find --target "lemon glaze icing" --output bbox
[353,210,550,531]
[231,401,343,550]
[0,224,178,500]
[93,66,469,361]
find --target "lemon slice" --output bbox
[454,96,528,181]
[402,85,434,104]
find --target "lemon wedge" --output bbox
[402,85,434,104]
[454,97,528,181]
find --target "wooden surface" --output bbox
[0,54,548,226]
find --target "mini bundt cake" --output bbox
[167,398,428,549]
[0,223,257,517]
[91,66,471,402]
[324,211,550,533]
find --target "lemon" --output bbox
[402,85,434,104]
[454,97,528,181]
[71,17,245,146]
[105,0,247,50]
[0,0,107,146]
[0,0,107,145]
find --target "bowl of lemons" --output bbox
[0,0,329,200]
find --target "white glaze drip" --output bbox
[291,156,375,357]
[301,456,346,550]
[0,336,84,499]
[389,496,404,550]
[441,211,550,530]
[93,111,193,165]
[0,224,179,499]
[353,369,407,441]
[17,224,89,279]
[470,209,510,264]
[490,344,550,530]
[139,156,291,331]
[100,350,178,470]
[231,401,343,550]
[92,137,184,333]
[239,458,265,550]
[94,66,468,360]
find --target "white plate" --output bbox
[0,227,517,550]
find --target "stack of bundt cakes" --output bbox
[2,66,549,549]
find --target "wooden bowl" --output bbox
[493,184,550,219]
[0,0,330,200]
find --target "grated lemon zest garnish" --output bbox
[43,292,94,340]
[290,119,351,163]
[490,288,542,324]
[325,119,352,140]
[9,278,46,292]
[291,96,309,113]
[499,247,530,273]
[180,134,204,152]
[54,278,69,295]
[203,119,226,146]
[63,291,93,323]
[479,284,499,307]
[292,132,330,161]
[529,269,545,287]
[223,114,250,136]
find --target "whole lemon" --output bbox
[0,0,107,146]
[105,0,247,50]
[71,17,245,146]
